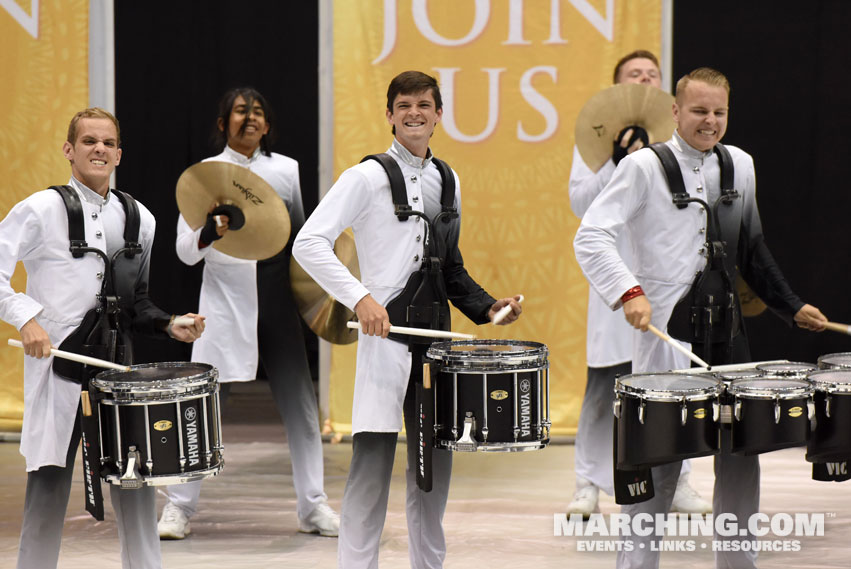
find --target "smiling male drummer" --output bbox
[293,70,522,569]
[574,68,826,569]
[0,108,204,569]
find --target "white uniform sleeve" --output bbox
[0,199,46,329]
[292,168,372,311]
[568,146,617,218]
[573,156,646,309]
[288,162,306,232]
[175,214,210,266]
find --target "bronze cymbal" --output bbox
[176,161,290,260]
[736,275,767,317]
[575,83,676,172]
[290,229,361,345]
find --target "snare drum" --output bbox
[727,377,813,455]
[426,340,549,452]
[817,353,851,370]
[90,362,224,487]
[614,373,723,469]
[755,362,817,378]
[807,369,851,461]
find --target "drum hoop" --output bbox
[755,362,817,376]
[91,362,217,400]
[727,377,812,399]
[817,352,851,370]
[616,373,723,401]
[426,339,548,368]
[808,369,851,392]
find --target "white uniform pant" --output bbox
[17,413,161,569]
[575,363,691,496]
[616,429,760,569]
[339,379,452,569]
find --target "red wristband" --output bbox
[621,285,645,304]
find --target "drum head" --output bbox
[727,377,812,399]
[616,373,722,401]
[92,362,217,401]
[755,362,816,377]
[817,353,851,370]
[426,340,547,370]
[808,369,851,393]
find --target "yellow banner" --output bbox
[0,0,89,431]
[330,0,662,436]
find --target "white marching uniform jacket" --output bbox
[574,132,762,373]
[175,145,304,382]
[293,141,465,434]
[568,146,633,368]
[0,177,157,471]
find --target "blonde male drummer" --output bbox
[0,108,204,569]
[159,87,339,540]
[293,70,521,569]
[574,67,826,569]
[567,50,710,518]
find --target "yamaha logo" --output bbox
[184,407,197,421]
[520,379,531,393]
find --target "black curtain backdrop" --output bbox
[115,2,849,366]
[115,3,319,364]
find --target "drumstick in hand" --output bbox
[346,322,475,340]
[824,321,851,336]
[7,339,131,371]
[492,295,524,325]
[647,324,711,369]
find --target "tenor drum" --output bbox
[755,362,817,378]
[614,373,723,469]
[90,362,224,487]
[817,353,851,370]
[807,369,851,461]
[727,377,813,455]
[426,340,549,452]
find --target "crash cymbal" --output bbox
[176,161,290,260]
[290,229,361,345]
[737,275,767,317]
[575,83,676,172]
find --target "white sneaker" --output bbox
[158,502,191,540]
[670,475,712,514]
[566,481,600,519]
[298,501,340,537]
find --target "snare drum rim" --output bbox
[726,377,813,399]
[616,373,723,402]
[91,362,217,401]
[755,362,817,376]
[817,352,851,370]
[807,369,851,393]
[426,339,548,368]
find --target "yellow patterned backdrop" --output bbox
[0,0,89,431]
[329,0,663,436]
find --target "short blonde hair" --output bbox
[675,67,730,103]
[66,107,121,145]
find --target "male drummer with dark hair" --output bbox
[567,49,711,519]
[293,70,522,569]
[574,67,826,569]
[0,107,205,569]
[158,87,339,539]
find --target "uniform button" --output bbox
[95,231,103,238]
[699,207,705,213]
[414,255,419,262]
[96,272,103,280]
[698,248,705,255]
[412,196,419,203]
[91,212,98,220]
[411,175,418,183]
[699,228,705,233]
[693,166,700,173]
[416,235,421,242]
[696,186,703,193]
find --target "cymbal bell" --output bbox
[575,83,676,172]
[290,229,361,345]
[176,161,290,260]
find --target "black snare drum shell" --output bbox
[808,392,851,461]
[731,396,809,455]
[616,395,719,469]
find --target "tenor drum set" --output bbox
[614,355,851,470]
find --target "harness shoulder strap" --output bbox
[431,157,458,219]
[713,143,737,201]
[49,185,88,258]
[647,143,689,209]
[110,190,143,257]
[361,153,411,221]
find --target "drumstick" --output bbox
[214,215,224,227]
[7,339,131,371]
[346,321,475,340]
[173,316,196,327]
[824,321,851,336]
[492,294,524,325]
[646,324,711,369]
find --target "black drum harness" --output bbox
[360,153,459,347]
[647,143,742,366]
[49,185,143,387]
